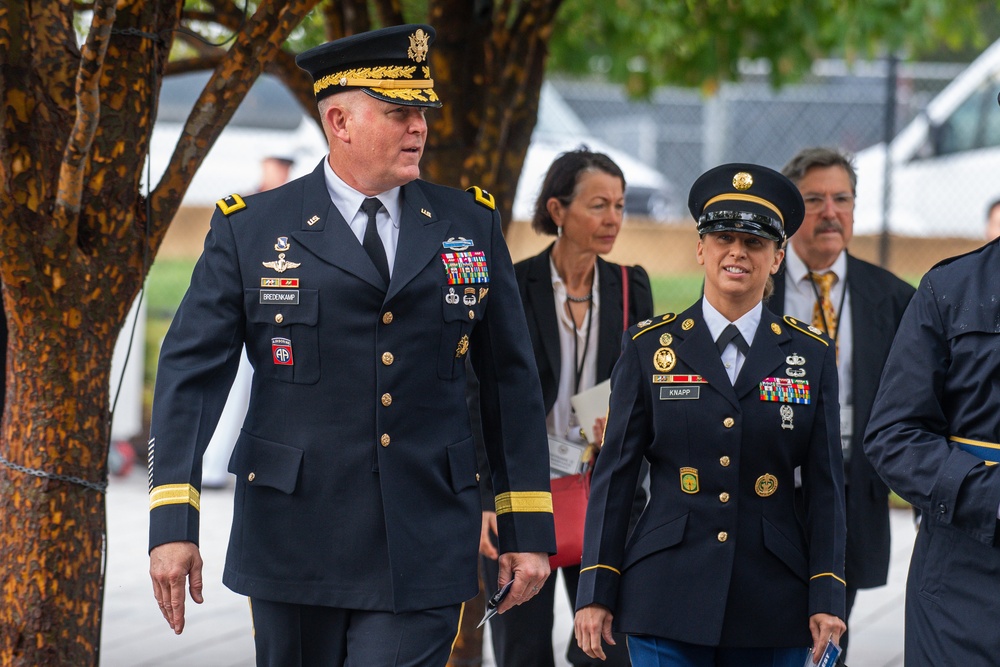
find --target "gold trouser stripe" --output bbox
[450,602,465,654]
[704,192,784,224]
[579,563,621,576]
[494,491,553,515]
[149,484,201,511]
[810,572,846,586]
[248,598,255,638]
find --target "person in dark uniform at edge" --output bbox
[863,122,1000,663]
[574,164,847,666]
[769,147,914,654]
[477,149,654,667]
[146,24,556,667]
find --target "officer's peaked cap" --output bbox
[688,163,804,243]
[296,24,442,108]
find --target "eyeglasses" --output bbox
[802,193,854,213]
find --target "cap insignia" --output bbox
[408,29,431,62]
[733,171,753,190]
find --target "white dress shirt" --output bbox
[323,158,402,276]
[702,298,761,385]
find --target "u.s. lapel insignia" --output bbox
[262,253,301,273]
[780,404,794,430]
[680,467,700,494]
[653,347,676,372]
[420,208,432,218]
[274,237,291,252]
[306,215,320,226]
[455,334,470,358]
[681,318,694,331]
[755,473,778,497]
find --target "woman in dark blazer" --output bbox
[481,149,653,667]
[574,164,846,667]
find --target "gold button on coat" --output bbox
[382,312,393,324]
[274,313,284,324]
[380,434,390,447]
[720,456,731,467]
[719,492,730,503]
[475,473,481,482]
[468,310,475,320]
[717,531,728,542]
[248,472,256,482]
[382,352,394,366]
[381,393,392,406]
[723,417,735,428]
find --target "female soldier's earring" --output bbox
[557,225,563,238]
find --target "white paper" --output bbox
[548,435,589,477]
[571,379,612,445]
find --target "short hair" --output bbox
[781,147,857,195]
[986,197,1000,219]
[531,147,626,236]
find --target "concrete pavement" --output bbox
[102,470,913,666]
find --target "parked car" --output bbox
[854,38,1000,238]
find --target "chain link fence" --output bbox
[525,56,999,301]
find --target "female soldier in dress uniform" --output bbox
[573,164,847,666]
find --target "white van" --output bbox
[854,39,1000,238]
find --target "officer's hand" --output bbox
[808,613,846,664]
[479,511,498,560]
[150,541,204,635]
[592,417,607,449]
[496,551,550,613]
[575,603,615,660]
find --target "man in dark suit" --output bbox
[770,147,914,649]
[147,25,555,667]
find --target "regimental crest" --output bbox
[274,237,290,252]
[408,29,430,62]
[755,473,778,497]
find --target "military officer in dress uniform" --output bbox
[574,164,846,666]
[864,235,1000,665]
[147,24,555,667]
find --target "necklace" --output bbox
[565,292,593,303]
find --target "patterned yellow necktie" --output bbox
[810,272,838,342]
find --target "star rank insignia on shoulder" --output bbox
[466,185,496,210]
[216,193,246,216]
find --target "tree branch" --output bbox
[146,0,321,254]
[372,0,404,26]
[51,0,117,256]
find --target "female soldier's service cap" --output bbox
[688,163,804,243]
[295,24,442,108]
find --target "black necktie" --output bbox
[716,323,749,356]
[361,197,390,285]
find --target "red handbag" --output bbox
[548,265,632,570]
[548,470,591,569]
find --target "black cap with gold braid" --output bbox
[688,163,804,243]
[295,24,442,108]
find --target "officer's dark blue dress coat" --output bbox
[864,239,1000,664]
[576,299,846,648]
[148,161,556,613]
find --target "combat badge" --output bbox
[443,237,473,251]
[272,337,293,365]
[653,347,677,372]
[785,367,806,378]
[463,287,477,306]
[455,334,470,358]
[445,287,460,305]
[755,473,778,497]
[680,467,700,494]
[780,404,794,430]
[263,253,301,274]
[786,353,805,366]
